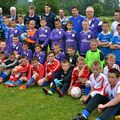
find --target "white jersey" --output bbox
[111,21,120,36]
[87,73,108,97]
[103,64,120,76]
[104,81,120,100]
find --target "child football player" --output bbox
[37,51,61,86]
[19,57,44,90]
[43,60,72,97]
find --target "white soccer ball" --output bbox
[70,87,81,98]
[20,33,28,41]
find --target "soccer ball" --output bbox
[20,33,28,41]
[70,87,81,98]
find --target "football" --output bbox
[70,87,81,98]
[20,33,28,41]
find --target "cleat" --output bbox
[19,85,27,90]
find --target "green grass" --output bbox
[0,85,114,120]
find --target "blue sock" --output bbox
[85,86,91,95]
[1,72,8,80]
[14,79,22,86]
[96,118,102,120]
[82,109,90,118]
[26,77,35,87]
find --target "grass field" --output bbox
[0,84,103,120]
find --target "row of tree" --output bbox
[0,0,119,16]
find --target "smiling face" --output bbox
[90,41,98,51]
[62,62,70,72]
[86,7,94,19]
[71,8,78,17]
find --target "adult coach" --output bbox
[41,3,56,30]
[85,6,102,38]
[69,6,84,34]
[111,10,120,36]
[24,6,40,29]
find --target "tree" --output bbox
[93,2,104,17]
[0,0,17,15]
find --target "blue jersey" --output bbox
[16,23,26,34]
[111,35,120,65]
[97,31,113,57]
[69,14,84,34]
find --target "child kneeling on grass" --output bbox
[19,57,44,90]
[73,68,120,120]
[80,61,108,104]
[43,59,72,97]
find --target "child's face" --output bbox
[32,60,38,68]
[0,42,6,50]
[9,55,15,61]
[102,24,109,32]
[21,58,27,66]
[55,21,61,29]
[67,23,73,30]
[92,65,101,76]
[77,58,85,67]
[13,37,19,44]
[90,42,98,51]
[67,48,75,56]
[26,23,30,30]
[117,26,120,34]
[29,22,35,29]
[82,21,89,31]
[40,20,46,27]
[47,53,55,62]
[107,58,115,67]
[18,17,23,24]
[10,21,16,28]
[5,19,10,27]
[22,45,28,51]
[35,47,41,53]
[62,63,70,72]
[108,72,118,87]
[0,54,5,59]
[53,45,60,54]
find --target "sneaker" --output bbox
[19,85,27,90]
[115,115,120,120]
[73,114,87,120]
[56,87,64,97]
[43,87,53,95]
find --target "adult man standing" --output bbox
[41,3,56,30]
[69,6,84,34]
[85,6,102,38]
[58,9,68,30]
[111,10,120,36]
[24,6,40,29]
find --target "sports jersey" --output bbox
[97,31,113,57]
[44,59,61,81]
[50,28,65,50]
[8,27,20,44]
[16,23,26,34]
[111,35,120,65]
[79,30,94,55]
[88,73,108,97]
[36,26,51,47]
[54,51,65,62]
[33,51,46,65]
[26,29,37,43]
[28,63,44,82]
[71,66,90,88]
[69,14,84,33]
[8,42,22,55]
[85,49,105,69]
[59,17,69,30]
[85,17,102,38]
[20,49,33,62]
[103,64,120,76]
[104,81,120,99]
[65,30,77,51]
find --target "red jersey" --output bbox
[44,59,61,81]
[71,66,90,87]
[28,63,44,82]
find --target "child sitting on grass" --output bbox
[43,60,72,97]
[19,57,44,90]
